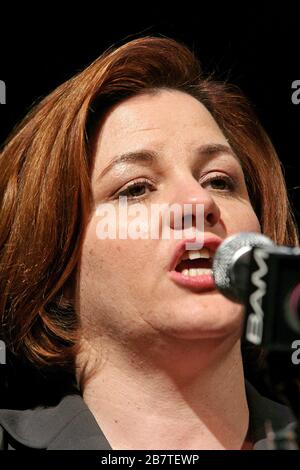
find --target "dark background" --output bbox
[0,5,299,227]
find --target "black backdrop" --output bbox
[0,5,299,227]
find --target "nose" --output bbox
[168,175,221,232]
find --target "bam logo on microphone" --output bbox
[0,80,6,104]
[245,248,269,345]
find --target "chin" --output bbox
[159,311,244,342]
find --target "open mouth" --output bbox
[168,238,222,291]
[174,247,212,277]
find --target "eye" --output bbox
[201,174,236,192]
[116,179,155,200]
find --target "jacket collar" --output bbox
[0,380,295,450]
[0,393,111,450]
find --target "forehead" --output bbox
[95,90,228,151]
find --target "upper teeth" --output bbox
[181,247,210,261]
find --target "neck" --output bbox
[78,334,249,450]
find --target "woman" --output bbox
[0,36,298,450]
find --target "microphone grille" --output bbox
[212,232,273,297]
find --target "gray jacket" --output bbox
[0,381,296,450]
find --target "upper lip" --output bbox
[169,235,223,272]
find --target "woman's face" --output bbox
[76,89,261,346]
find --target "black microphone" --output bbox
[212,231,300,346]
[212,232,300,450]
[212,232,274,304]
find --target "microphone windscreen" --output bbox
[212,232,273,302]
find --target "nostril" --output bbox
[206,212,216,226]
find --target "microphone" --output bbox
[212,232,274,304]
[212,231,300,347]
[212,233,300,451]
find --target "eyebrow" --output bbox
[97,143,237,180]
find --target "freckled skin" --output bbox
[76,90,261,346]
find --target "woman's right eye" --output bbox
[116,179,155,200]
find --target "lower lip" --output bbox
[168,270,216,291]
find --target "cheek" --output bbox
[221,200,261,234]
[79,215,153,286]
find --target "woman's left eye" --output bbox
[116,180,155,199]
[201,175,236,192]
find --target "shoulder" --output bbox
[0,394,111,450]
